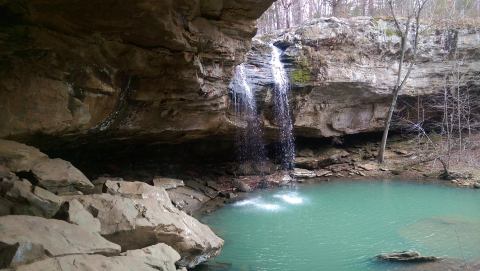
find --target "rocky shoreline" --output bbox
[1,135,479,270]
[0,139,223,270]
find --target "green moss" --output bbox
[291,69,311,84]
[290,53,313,85]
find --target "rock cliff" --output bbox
[0,0,273,145]
[243,17,480,138]
[1,3,479,146]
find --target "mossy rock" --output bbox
[291,69,311,84]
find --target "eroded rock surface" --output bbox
[70,181,224,268]
[244,17,480,138]
[0,177,63,218]
[0,139,93,194]
[11,243,181,271]
[0,0,274,145]
[31,158,93,194]
[0,215,121,268]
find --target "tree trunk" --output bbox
[274,3,281,29]
[285,7,290,28]
[378,29,409,163]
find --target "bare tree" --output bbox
[377,0,429,163]
[328,0,345,17]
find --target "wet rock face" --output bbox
[246,17,480,138]
[0,0,273,144]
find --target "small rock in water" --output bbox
[474,182,480,189]
[376,251,440,263]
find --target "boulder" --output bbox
[103,180,154,198]
[474,182,480,189]
[32,158,94,194]
[0,139,94,195]
[56,199,101,232]
[13,244,181,271]
[0,140,47,172]
[0,178,63,218]
[153,177,185,190]
[0,215,120,268]
[121,243,180,270]
[71,183,223,267]
[233,177,254,192]
[167,186,211,213]
[91,177,125,194]
[376,251,440,263]
[185,180,219,199]
[264,172,292,186]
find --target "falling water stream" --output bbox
[230,44,296,169]
[230,64,266,165]
[270,44,295,169]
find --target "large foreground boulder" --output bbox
[71,181,223,268]
[0,177,63,217]
[31,158,93,194]
[11,244,181,271]
[0,215,121,268]
[0,140,47,172]
[0,140,94,194]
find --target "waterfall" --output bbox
[230,64,266,167]
[270,44,295,169]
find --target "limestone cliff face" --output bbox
[1,8,479,145]
[245,17,480,138]
[0,0,273,144]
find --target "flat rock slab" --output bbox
[13,243,181,271]
[376,251,440,263]
[292,168,317,179]
[153,177,184,190]
[32,158,93,194]
[0,215,120,268]
[0,140,47,172]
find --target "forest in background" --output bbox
[258,0,480,34]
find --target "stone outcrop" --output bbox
[70,181,224,268]
[31,158,94,194]
[0,0,274,145]
[1,4,478,146]
[153,177,185,190]
[0,215,121,268]
[0,139,94,194]
[56,199,102,232]
[0,177,63,218]
[243,17,480,138]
